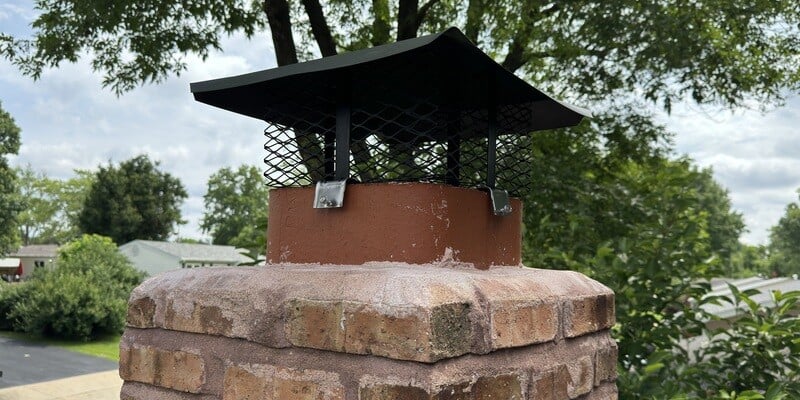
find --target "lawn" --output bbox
[0,330,121,361]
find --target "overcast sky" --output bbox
[1,3,798,245]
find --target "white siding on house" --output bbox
[118,240,254,276]
[118,242,181,276]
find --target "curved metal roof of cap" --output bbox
[191,27,589,133]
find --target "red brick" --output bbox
[360,384,430,400]
[126,296,156,328]
[473,374,522,399]
[564,294,614,338]
[164,299,233,336]
[566,356,594,399]
[490,301,557,349]
[594,345,618,386]
[119,345,205,393]
[223,366,270,400]
[285,299,346,352]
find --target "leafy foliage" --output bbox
[12,166,94,245]
[201,165,268,256]
[78,155,187,244]
[623,287,800,399]
[0,101,21,254]
[6,235,145,340]
[0,281,31,330]
[1,0,264,93]
[3,0,798,110]
[728,244,771,278]
[767,190,800,276]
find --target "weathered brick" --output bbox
[473,374,522,400]
[127,296,156,328]
[119,345,154,385]
[432,381,472,400]
[594,345,618,386]
[165,299,233,336]
[566,356,594,399]
[360,384,430,400]
[122,381,218,400]
[553,366,571,400]
[529,371,555,400]
[223,363,344,400]
[273,376,320,400]
[490,301,557,349]
[223,366,270,400]
[287,299,472,362]
[119,345,205,393]
[344,305,430,361]
[564,294,614,338]
[430,303,472,359]
[285,299,346,352]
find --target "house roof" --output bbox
[124,240,253,264]
[9,244,59,258]
[191,27,589,138]
[0,257,20,268]
[702,276,800,319]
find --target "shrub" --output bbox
[8,234,145,340]
[0,282,31,330]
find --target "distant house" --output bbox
[118,240,254,276]
[0,257,22,281]
[8,244,59,279]
[702,275,800,330]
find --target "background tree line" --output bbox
[2,0,799,397]
[0,106,267,254]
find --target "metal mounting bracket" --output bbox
[488,188,512,216]
[313,180,347,209]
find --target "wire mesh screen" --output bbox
[262,53,536,197]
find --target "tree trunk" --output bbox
[301,0,337,57]
[464,0,484,43]
[397,0,419,41]
[264,0,324,182]
[263,0,298,66]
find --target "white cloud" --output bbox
[663,96,800,244]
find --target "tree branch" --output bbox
[500,2,560,72]
[397,0,419,41]
[263,0,298,66]
[415,0,442,30]
[464,0,484,43]
[264,0,324,181]
[371,0,392,46]
[300,0,337,57]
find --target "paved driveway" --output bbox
[0,335,118,388]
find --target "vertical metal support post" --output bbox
[445,113,461,186]
[323,131,335,180]
[486,106,497,189]
[335,104,351,180]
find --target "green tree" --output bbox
[0,101,21,254]
[2,0,797,109]
[14,165,62,245]
[201,165,269,256]
[8,234,145,340]
[729,244,770,278]
[767,190,800,276]
[78,155,187,244]
[694,167,746,267]
[14,166,95,245]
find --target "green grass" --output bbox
[0,330,121,361]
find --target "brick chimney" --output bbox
[119,27,617,399]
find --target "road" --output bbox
[0,335,117,388]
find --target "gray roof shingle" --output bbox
[132,240,252,264]
[10,244,59,258]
